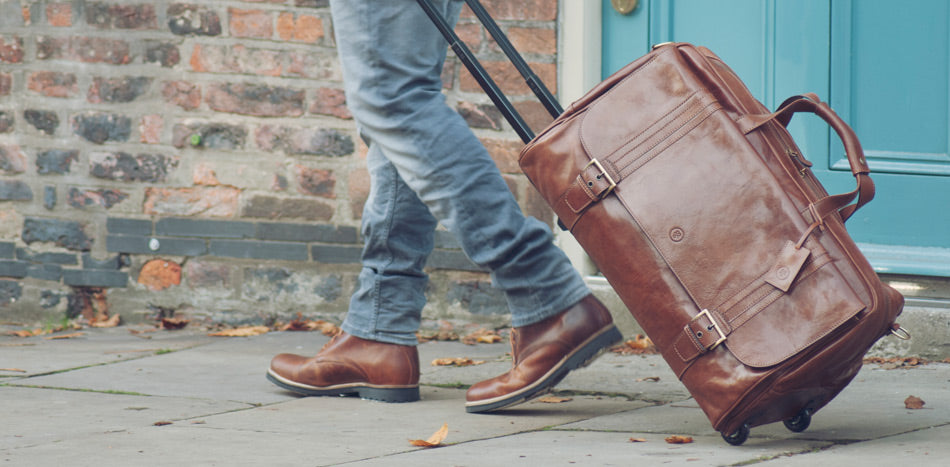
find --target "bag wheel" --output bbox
[721,424,750,446]
[783,408,812,433]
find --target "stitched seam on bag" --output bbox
[619,100,722,178]
[597,91,700,166]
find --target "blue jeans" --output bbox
[331,0,590,346]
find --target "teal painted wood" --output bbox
[601,0,950,276]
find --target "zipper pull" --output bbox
[787,148,812,176]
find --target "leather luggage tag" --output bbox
[764,240,811,293]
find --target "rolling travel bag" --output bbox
[418,0,908,445]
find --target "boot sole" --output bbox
[465,324,623,413]
[266,369,420,403]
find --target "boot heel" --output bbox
[357,386,420,403]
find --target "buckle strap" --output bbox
[554,158,620,231]
[672,309,731,363]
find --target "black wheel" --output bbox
[783,408,812,433]
[721,424,750,446]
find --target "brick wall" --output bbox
[0,0,560,328]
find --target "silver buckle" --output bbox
[693,309,726,349]
[584,158,617,197]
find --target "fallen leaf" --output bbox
[45,332,84,340]
[160,317,190,330]
[636,376,660,382]
[417,329,459,343]
[279,313,341,337]
[129,327,159,335]
[0,368,26,373]
[208,326,270,337]
[629,437,647,443]
[864,356,930,369]
[89,314,121,328]
[611,334,658,355]
[665,435,694,444]
[10,328,44,338]
[431,357,485,367]
[409,423,448,448]
[905,395,926,409]
[537,395,572,404]
[461,328,502,345]
[153,421,172,426]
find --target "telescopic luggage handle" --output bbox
[416,0,563,144]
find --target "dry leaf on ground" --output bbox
[153,421,173,426]
[610,334,658,355]
[280,315,341,337]
[864,356,929,369]
[409,423,448,448]
[636,376,660,382]
[160,317,190,330]
[431,357,485,367]
[665,435,694,444]
[10,328,44,337]
[45,332,84,340]
[905,395,926,409]
[461,328,502,345]
[89,314,121,328]
[629,437,647,443]
[537,395,572,404]
[208,326,270,337]
[0,368,26,373]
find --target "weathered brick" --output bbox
[0,111,13,133]
[295,166,335,198]
[185,260,232,289]
[28,264,63,281]
[106,235,206,256]
[46,3,72,27]
[0,180,32,201]
[145,42,181,67]
[63,269,128,287]
[189,44,282,76]
[505,27,556,55]
[22,218,92,251]
[466,0,558,21]
[106,217,152,235]
[73,113,131,144]
[67,188,129,209]
[16,248,78,265]
[309,88,351,119]
[242,196,333,221]
[210,240,308,261]
[140,114,163,144]
[0,242,13,258]
[454,23,483,52]
[0,36,24,63]
[81,253,125,270]
[459,61,556,96]
[310,245,361,264]
[0,145,27,174]
[256,222,358,243]
[0,260,28,278]
[138,259,182,291]
[86,3,157,30]
[172,122,246,149]
[481,138,523,173]
[277,13,323,43]
[192,163,219,186]
[0,280,22,306]
[457,102,503,130]
[163,81,202,110]
[36,36,131,65]
[285,52,340,80]
[36,150,78,175]
[348,167,369,219]
[23,110,59,135]
[167,4,222,36]
[143,187,239,217]
[156,217,255,239]
[513,100,555,132]
[43,186,56,210]
[255,125,354,157]
[229,8,273,38]
[28,71,78,98]
[89,152,177,182]
[295,0,329,7]
[206,83,305,117]
[88,77,152,104]
[0,73,10,95]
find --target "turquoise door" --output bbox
[602,0,950,277]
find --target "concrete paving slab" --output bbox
[0,386,249,451]
[760,424,950,466]
[346,429,832,467]
[0,327,213,379]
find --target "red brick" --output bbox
[143,187,239,217]
[47,3,72,27]
[36,36,131,65]
[481,138,523,173]
[162,81,202,110]
[286,52,340,80]
[88,77,151,104]
[192,163,220,186]
[0,145,28,174]
[348,167,370,219]
[190,44,282,76]
[277,13,324,43]
[86,3,157,30]
[185,260,232,289]
[140,114,163,144]
[242,196,333,221]
[506,27,556,55]
[138,259,182,291]
[0,36,24,63]
[0,73,11,96]
[229,8,273,38]
[454,23,483,52]
[464,0,557,21]
[309,87,351,119]
[206,83,305,117]
[513,100,555,134]
[295,165,336,198]
[66,188,129,209]
[459,60,556,96]
[28,71,79,98]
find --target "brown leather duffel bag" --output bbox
[519,43,906,445]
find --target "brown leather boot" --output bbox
[267,332,420,402]
[465,295,622,413]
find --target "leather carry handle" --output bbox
[738,94,874,222]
